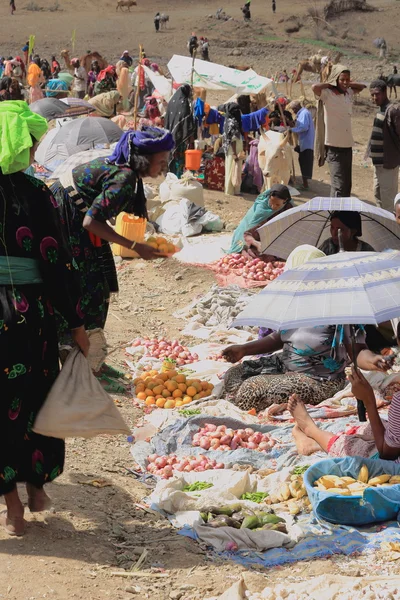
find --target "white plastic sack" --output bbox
[170,172,204,207]
[156,202,183,234]
[33,349,130,438]
[159,172,178,203]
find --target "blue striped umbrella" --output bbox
[257,197,400,258]
[233,250,400,330]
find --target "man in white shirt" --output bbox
[71,58,87,99]
[313,67,365,197]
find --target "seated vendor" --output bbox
[228,184,293,255]
[319,211,375,254]
[221,245,390,413]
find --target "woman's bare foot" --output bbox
[292,425,321,456]
[288,394,335,453]
[2,488,25,536]
[26,483,52,513]
[288,394,316,437]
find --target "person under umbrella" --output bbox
[318,211,375,255]
[0,101,89,536]
[50,127,174,391]
[164,84,196,177]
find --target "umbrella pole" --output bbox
[351,325,367,422]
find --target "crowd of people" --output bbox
[1,40,400,538]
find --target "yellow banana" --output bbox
[357,464,369,483]
[326,488,351,495]
[389,476,400,484]
[280,484,291,501]
[368,474,391,486]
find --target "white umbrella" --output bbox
[257,197,400,258]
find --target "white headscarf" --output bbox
[394,193,400,207]
[284,244,326,271]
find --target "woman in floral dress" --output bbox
[0,101,89,536]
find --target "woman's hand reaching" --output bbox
[348,367,375,405]
[135,242,162,260]
[222,345,246,364]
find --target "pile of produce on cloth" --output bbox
[126,337,199,364]
[146,453,225,478]
[215,254,285,283]
[145,235,178,256]
[148,469,302,551]
[133,369,214,409]
[175,285,255,330]
[192,423,276,452]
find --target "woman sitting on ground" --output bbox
[228,184,293,254]
[88,90,121,118]
[319,210,375,255]
[289,365,398,459]
[222,245,389,412]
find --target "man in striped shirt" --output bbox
[369,80,400,211]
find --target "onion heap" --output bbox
[146,453,225,478]
[192,424,276,452]
[216,254,285,283]
[128,336,199,365]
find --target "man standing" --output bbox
[71,58,87,99]
[288,101,315,190]
[188,33,198,58]
[120,50,133,67]
[369,79,400,211]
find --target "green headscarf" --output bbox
[0,100,48,175]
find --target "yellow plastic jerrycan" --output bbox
[112,213,147,258]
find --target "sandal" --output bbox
[0,510,26,537]
[97,374,127,394]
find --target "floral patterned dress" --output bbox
[0,173,83,496]
[50,158,145,345]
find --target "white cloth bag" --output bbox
[33,348,130,438]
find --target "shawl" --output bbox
[89,91,121,118]
[164,84,196,148]
[245,139,263,192]
[27,62,42,87]
[0,100,48,174]
[315,63,350,167]
[221,102,242,154]
[97,65,116,82]
[107,127,174,166]
[241,107,269,133]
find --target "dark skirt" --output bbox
[299,149,314,180]
[0,284,64,495]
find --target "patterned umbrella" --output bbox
[234,250,400,330]
[257,197,400,258]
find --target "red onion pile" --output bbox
[192,424,276,452]
[146,453,225,478]
[216,254,285,283]
[129,337,199,365]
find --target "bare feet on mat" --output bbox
[0,510,25,536]
[292,424,321,456]
[288,394,315,437]
[26,483,52,513]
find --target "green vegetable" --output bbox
[240,492,269,503]
[241,515,261,530]
[292,465,310,475]
[182,482,213,492]
[259,513,285,525]
[200,512,209,522]
[178,408,202,417]
[209,504,242,516]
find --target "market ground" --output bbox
[1,0,400,598]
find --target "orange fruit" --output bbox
[172,389,183,398]
[155,394,163,399]
[133,377,141,385]
[156,398,166,408]
[186,379,194,386]
[159,372,169,381]
[166,370,178,379]
[162,389,170,398]
[153,385,165,396]
[158,244,169,254]
[201,382,209,391]
[175,400,184,407]
[167,243,176,254]
[193,382,202,393]
[147,236,157,244]
[145,397,156,406]
[146,381,156,390]
[166,380,178,392]
[178,383,187,393]
[182,397,192,405]
[135,384,145,394]
[186,386,197,397]
[144,388,154,397]
[207,383,214,390]
[164,399,176,409]
[175,374,186,383]
[193,393,202,401]
[137,392,146,400]
[156,237,168,246]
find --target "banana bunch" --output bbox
[314,465,400,496]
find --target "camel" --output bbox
[61,49,108,74]
[293,51,342,83]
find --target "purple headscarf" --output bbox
[107,126,175,166]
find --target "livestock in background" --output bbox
[160,13,169,29]
[258,130,295,190]
[116,0,137,11]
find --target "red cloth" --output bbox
[204,156,225,192]
[97,65,116,82]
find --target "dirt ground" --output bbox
[1,0,400,598]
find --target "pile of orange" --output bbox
[133,369,214,409]
[146,236,177,256]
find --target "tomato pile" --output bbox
[146,454,225,478]
[216,254,285,282]
[192,424,276,452]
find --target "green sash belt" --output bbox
[0,256,43,285]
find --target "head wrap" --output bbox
[269,183,291,201]
[71,58,79,67]
[97,65,116,82]
[107,127,174,166]
[284,244,326,271]
[88,91,121,118]
[394,193,400,207]
[0,100,48,174]
[331,210,362,237]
